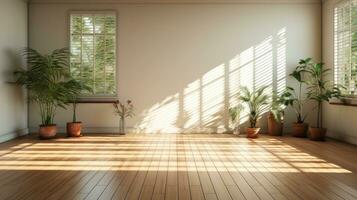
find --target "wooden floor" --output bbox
[0,134,356,200]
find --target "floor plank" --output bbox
[0,133,355,200]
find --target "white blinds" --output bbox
[70,12,117,96]
[334,0,357,96]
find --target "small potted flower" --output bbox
[113,100,134,135]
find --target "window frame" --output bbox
[333,0,357,99]
[68,10,119,100]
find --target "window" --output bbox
[70,12,117,96]
[334,0,357,96]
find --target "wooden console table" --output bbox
[75,99,119,104]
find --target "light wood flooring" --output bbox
[0,133,356,200]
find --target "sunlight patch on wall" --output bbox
[255,36,273,90]
[134,28,287,133]
[277,28,287,93]
[183,80,200,130]
[136,93,180,133]
[238,47,255,91]
[254,36,274,115]
[202,64,225,130]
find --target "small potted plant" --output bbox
[268,92,286,136]
[305,62,342,141]
[229,104,243,134]
[14,48,72,139]
[239,86,269,138]
[113,100,134,135]
[284,58,311,137]
[65,80,91,137]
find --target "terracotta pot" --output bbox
[267,113,283,136]
[292,123,308,137]
[39,124,57,139]
[67,122,82,137]
[246,127,260,138]
[309,127,327,141]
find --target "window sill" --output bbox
[329,97,357,107]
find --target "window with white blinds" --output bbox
[334,0,357,96]
[70,12,117,96]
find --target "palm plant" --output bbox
[286,58,312,123]
[305,62,342,128]
[14,48,72,126]
[239,86,270,128]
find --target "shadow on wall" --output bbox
[134,28,287,134]
[0,49,27,134]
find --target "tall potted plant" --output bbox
[305,62,342,141]
[14,48,72,139]
[284,58,311,137]
[268,92,286,136]
[239,86,269,138]
[113,100,134,135]
[229,104,243,134]
[65,80,91,137]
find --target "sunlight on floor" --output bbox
[0,134,351,173]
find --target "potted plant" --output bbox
[239,86,269,138]
[113,100,134,135]
[65,80,91,137]
[229,104,243,135]
[14,48,72,139]
[305,62,342,141]
[268,92,286,136]
[284,58,312,137]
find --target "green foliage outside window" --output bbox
[70,13,117,96]
[335,1,357,95]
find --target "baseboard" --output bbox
[0,128,29,143]
[26,126,357,145]
[29,126,233,134]
[30,126,121,134]
[327,132,357,146]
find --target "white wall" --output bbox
[322,0,357,145]
[0,0,28,142]
[29,1,321,134]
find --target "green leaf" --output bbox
[13,47,90,125]
[239,86,270,128]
